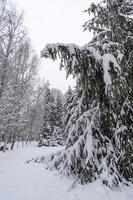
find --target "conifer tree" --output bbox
[62,86,77,140]
[55,92,63,128]
[38,86,64,146]
[38,85,51,147]
[63,87,73,127]
[52,90,64,145]
[41,0,133,187]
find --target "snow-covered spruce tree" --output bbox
[38,86,64,147]
[41,0,133,187]
[62,86,74,140]
[83,0,133,184]
[48,90,63,146]
[38,85,52,147]
[55,91,63,128]
[52,90,64,145]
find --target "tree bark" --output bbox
[11,132,16,150]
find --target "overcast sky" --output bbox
[10,0,93,92]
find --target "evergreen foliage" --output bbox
[41,0,133,188]
[38,86,64,147]
[62,86,74,140]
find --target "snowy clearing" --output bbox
[0,143,133,200]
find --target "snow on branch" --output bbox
[103,53,121,85]
[42,43,121,87]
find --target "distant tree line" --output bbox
[0,0,66,150]
[38,85,74,147]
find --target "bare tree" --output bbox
[0,1,39,149]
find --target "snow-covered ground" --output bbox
[0,143,133,200]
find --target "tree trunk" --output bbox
[26,130,31,145]
[11,132,16,150]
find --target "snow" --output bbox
[117,53,124,63]
[0,141,4,148]
[42,43,122,89]
[103,53,121,85]
[0,143,132,200]
[85,45,102,61]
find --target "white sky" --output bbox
[10,0,93,93]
